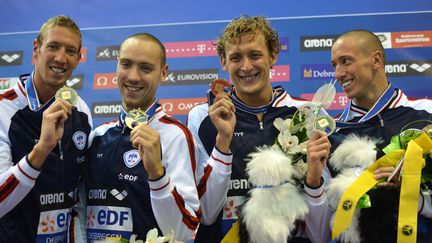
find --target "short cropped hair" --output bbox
[36,15,82,50]
[120,33,166,67]
[335,29,386,64]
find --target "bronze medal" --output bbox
[210,78,232,96]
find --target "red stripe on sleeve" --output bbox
[0,90,18,101]
[17,162,36,180]
[197,165,212,199]
[0,175,19,203]
[160,116,197,181]
[171,187,200,230]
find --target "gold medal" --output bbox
[55,86,78,106]
[313,115,336,135]
[125,108,148,129]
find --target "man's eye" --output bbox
[230,56,240,62]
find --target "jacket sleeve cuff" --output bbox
[149,172,174,199]
[209,147,232,175]
[304,177,326,204]
[11,155,40,187]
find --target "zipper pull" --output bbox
[377,114,384,127]
[59,141,64,161]
[256,113,264,130]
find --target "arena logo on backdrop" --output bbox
[160,97,207,116]
[385,60,432,77]
[0,51,23,66]
[164,40,218,58]
[301,92,348,110]
[96,45,120,61]
[270,65,290,82]
[161,68,219,85]
[300,35,338,51]
[93,73,117,89]
[66,75,84,89]
[0,77,19,90]
[91,101,122,118]
[301,64,335,80]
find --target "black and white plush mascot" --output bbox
[326,134,380,243]
[238,146,309,243]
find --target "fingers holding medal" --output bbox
[209,79,235,121]
[208,79,236,142]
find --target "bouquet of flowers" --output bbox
[238,81,336,243]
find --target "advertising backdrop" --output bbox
[0,5,431,126]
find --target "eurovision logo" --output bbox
[161,69,219,85]
[96,45,120,61]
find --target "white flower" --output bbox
[130,234,144,243]
[278,131,300,154]
[274,117,292,132]
[145,228,173,243]
[292,159,307,180]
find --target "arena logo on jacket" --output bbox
[123,150,141,168]
[73,131,87,150]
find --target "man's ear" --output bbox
[372,50,383,69]
[160,64,169,82]
[32,39,39,62]
[219,55,227,71]
[270,50,278,66]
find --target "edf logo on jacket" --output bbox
[86,206,133,241]
[36,208,72,243]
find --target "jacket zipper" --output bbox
[257,113,264,130]
[377,114,385,127]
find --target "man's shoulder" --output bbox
[187,103,209,130]
[94,121,118,137]
[189,103,209,116]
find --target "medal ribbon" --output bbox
[397,133,431,243]
[24,71,45,112]
[229,90,277,115]
[332,133,432,242]
[120,99,160,126]
[336,84,395,128]
[221,221,240,243]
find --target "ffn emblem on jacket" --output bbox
[73,131,87,150]
[123,150,141,168]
